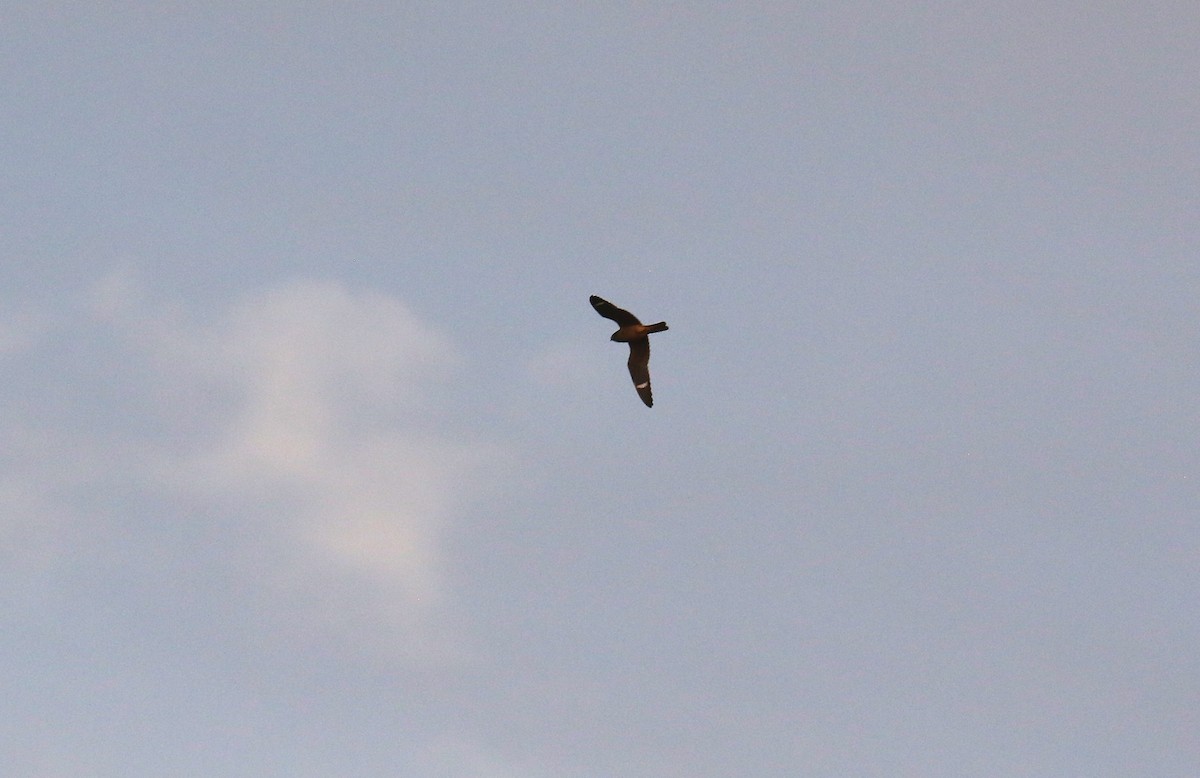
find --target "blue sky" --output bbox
[3,3,1198,776]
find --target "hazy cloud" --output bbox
[5,276,494,660]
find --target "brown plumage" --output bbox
[589,295,669,407]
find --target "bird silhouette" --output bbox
[589,295,668,407]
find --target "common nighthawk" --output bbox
[589,295,668,407]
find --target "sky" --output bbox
[2,2,1198,776]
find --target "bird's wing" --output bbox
[590,295,642,327]
[627,337,653,407]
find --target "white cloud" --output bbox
[4,276,496,661]
[177,282,464,618]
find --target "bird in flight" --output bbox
[589,295,669,407]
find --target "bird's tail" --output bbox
[645,322,669,333]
